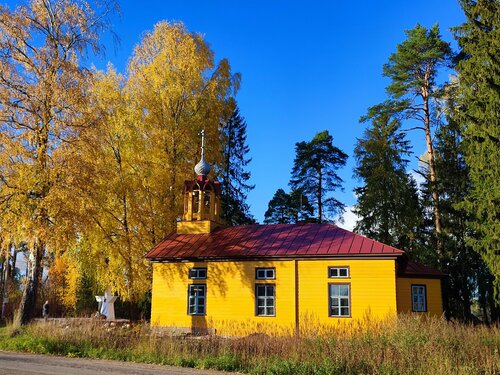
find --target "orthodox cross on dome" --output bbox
[95,287,118,320]
[200,129,206,158]
[195,129,211,176]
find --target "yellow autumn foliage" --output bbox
[0,0,118,322]
[66,21,239,302]
[49,255,80,311]
[1,3,238,309]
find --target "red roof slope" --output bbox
[398,260,447,278]
[145,223,405,261]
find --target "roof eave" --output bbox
[146,252,404,263]
[397,273,447,279]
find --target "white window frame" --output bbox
[328,266,350,278]
[255,284,275,316]
[411,284,427,312]
[189,267,207,279]
[188,284,206,315]
[329,283,351,317]
[256,267,276,280]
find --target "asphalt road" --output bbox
[0,351,235,375]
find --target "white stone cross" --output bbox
[95,287,118,320]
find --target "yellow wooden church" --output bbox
[145,146,445,335]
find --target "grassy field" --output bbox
[0,315,498,374]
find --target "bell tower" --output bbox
[177,130,223,234]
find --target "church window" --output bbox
[411,285,427,312]
[204,192,211,210]
[192,190,200,213]
[188,284,206,315]
[255,284,275,316]
[256,267,275,280]
[328,266,350,278]
[189,268,207,279]
[192,182,202,215]
[329,283,350,317]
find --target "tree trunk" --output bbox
[317,170,323,224]
[487,273,500,323]
[459,257,473,321]
[422,89,443,260]
[122,192,135,303]
[0,257,4,320]
[17,240,44,325]
[17,116,50,325]
[167,129,178,232]
[1,246,11,320]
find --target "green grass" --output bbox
[0,316,498,374]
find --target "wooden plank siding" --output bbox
[151,260,296,335]
[151,258,400,335]
[297,259,397,327]
[396,277,443,317]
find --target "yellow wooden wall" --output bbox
[151,258,399,335]
[396,277,443,317]
[151,260,296,335]
[297,259,397,328]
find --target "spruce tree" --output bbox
[264,189,293,224]
[289,131,347,223]
[379,24,453,260]
[454,0,500,303]
[353,113,422,253]
[288,189,315,223]
[433,102,480,320]
[264,189,314,224]
[219,106,255,225]
[421,82,499,321]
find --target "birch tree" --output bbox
[0,0,116,324]
[71,22,239,303]
[126,21,239,237]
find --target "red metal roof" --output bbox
[145,223,405,261]
[398,260,447,278]
[184,175,221,194]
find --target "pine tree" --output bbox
[219,106,255,225]
[353,113,422,252]
[264,189,314,224]
[379,24,453,260]
[454,0,500,303]
[289,130,347,223]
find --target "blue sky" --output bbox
[6,0,467,226]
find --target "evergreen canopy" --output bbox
[289,130,347,223]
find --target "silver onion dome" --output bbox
[194,156,211,176]
[195,129,211,176]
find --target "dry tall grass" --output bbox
[0,315,498,374]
